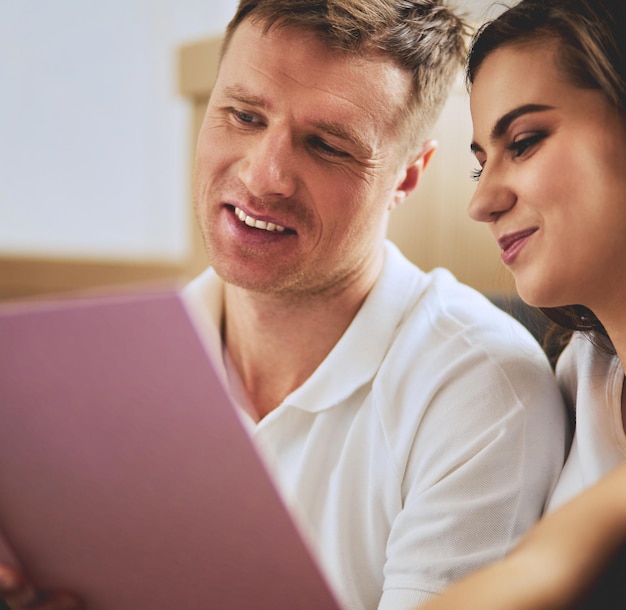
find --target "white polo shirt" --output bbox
[182,241,569,610]
[547,332,626,512]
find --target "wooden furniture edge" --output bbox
[0,257,188,300]
[178,36,223,98]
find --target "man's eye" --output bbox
[310,137,350,158]
[231,109,259,125]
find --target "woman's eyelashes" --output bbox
[508,131,548,158]
[470,131,548,182]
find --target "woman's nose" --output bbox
[468,169,516,223]
[239,129,297,199]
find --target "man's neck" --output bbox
[222,276,377,420]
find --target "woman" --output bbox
[423,0,626,608]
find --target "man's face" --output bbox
[193,19,420,298]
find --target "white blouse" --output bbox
[548,331,626,511]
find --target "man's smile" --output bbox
[234,206,287,233]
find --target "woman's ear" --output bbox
[389,139,437,211]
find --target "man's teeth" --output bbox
[235,207,285,232]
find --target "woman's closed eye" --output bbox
[508,131,547,158]
[470,131,548,182]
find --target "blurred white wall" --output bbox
[0,0,502,264]
[0,0,238,262]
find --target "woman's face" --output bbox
[469,40,626,318]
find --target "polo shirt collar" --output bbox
[187,242,426,415]
[283,242,425,413]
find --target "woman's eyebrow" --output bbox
[471,103,554,153]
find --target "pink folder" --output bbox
[0,289,342,610]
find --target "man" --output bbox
[0,1,569,608]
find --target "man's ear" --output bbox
[389,139,437,211]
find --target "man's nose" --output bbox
[239,129,297,199]
[468,168,516,223]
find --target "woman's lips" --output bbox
[497,228,538,265]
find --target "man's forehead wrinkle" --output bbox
[233,24,400,134]
[247,49,379,113]
[273,63,359,101]
[235,62,364,109]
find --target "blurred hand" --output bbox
[0,564,82,610]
